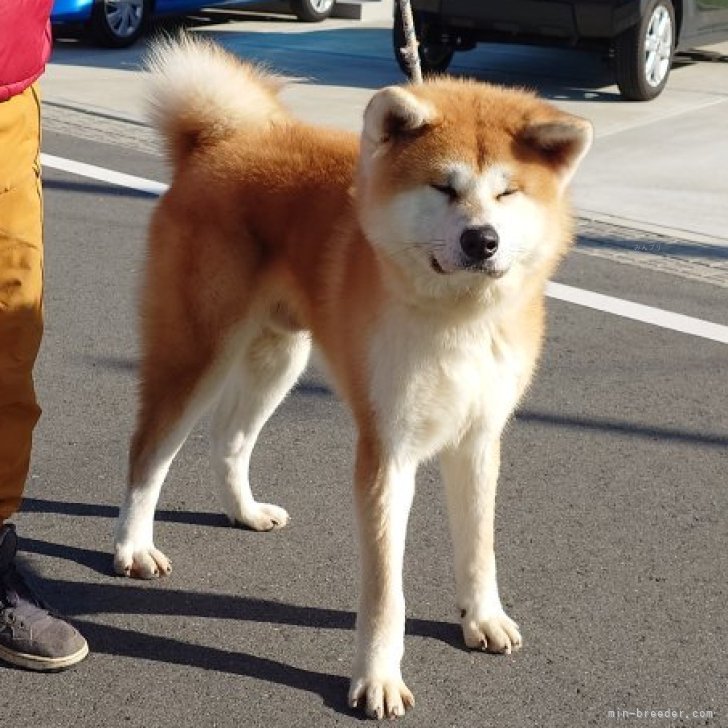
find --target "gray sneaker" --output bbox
[0,524,89,671]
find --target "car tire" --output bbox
[614,0,675,100]
[393,10,454,78]
[88,0,150,48]
[291,0,335,22]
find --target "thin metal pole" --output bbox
[397,0,423,84]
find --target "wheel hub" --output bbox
[310,0,334,11]
[105,0,144,38]
[644,5,672,88]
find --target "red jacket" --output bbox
[0,0,53,102]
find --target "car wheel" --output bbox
[291,0,335,22]
[88,0,150,48]
[614,0,675,100]
[393,10,454,78]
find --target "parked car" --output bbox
[52,0,336,48]
[393,0,728,100]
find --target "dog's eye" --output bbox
[497,188,519,200]
[431,183,458,200]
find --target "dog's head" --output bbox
[356,79,592,301]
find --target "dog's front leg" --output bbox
[440,430,522,654]
[348,437,416,719]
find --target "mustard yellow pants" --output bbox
[0,85,44,523]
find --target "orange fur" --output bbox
[116,37,591,719]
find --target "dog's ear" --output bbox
[521,115,593,190]
[362,86,435,147]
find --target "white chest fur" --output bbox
[368,304,525,462]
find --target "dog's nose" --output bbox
[460,226,499,262]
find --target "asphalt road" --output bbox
[2,124,726,728]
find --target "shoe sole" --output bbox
[0,639,89,672]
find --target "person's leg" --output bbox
[0,85,88,671]
[0,85,44,524]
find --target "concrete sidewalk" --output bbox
[44,5,728,252]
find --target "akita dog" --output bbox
[113,36,591,719]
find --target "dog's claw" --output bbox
[462,609,522,654]
[114,544,172,579]
[349,675,414,720]
[231,502,290,532]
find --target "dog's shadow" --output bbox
[66,615,356,716]
[17,543,464,716]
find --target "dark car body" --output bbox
[396,0,728,99]
[410,0,728,50]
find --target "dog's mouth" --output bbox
[430,255,507,279]
[466,261,507,279]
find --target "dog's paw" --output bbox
[348,672,415,720]
[113,542,172,579]
[461,608,522,654]
[231,502,290,532]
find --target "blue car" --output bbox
[51,0,336,47]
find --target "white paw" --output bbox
[348,671,415,720]
[461,608,522,654]
[231,502,290,532]
[114,542,172,579]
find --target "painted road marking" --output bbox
[546,282,728,344]
[42,153,169,197]
[42,153,728,345]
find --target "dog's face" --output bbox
[356,80,592,300]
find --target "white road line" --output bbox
[547,282,728,344]
[42,154,728,345]
[41,153,169,196]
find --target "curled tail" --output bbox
[145,34,287,165]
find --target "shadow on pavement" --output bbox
[20,537,114,575]
[34,575,460,648]
[21,497,231,528]
[84,354,138,373]
[577,233,728,261]
[43,177,157,199]
[50,15,625,102]
[80,355,336,394]
[72,617,357,716]
[518,409,728,450]
[16,533,467,649]
[7,563,463,714]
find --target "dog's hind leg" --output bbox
[210,325,311,530]
[114,340,238,579]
